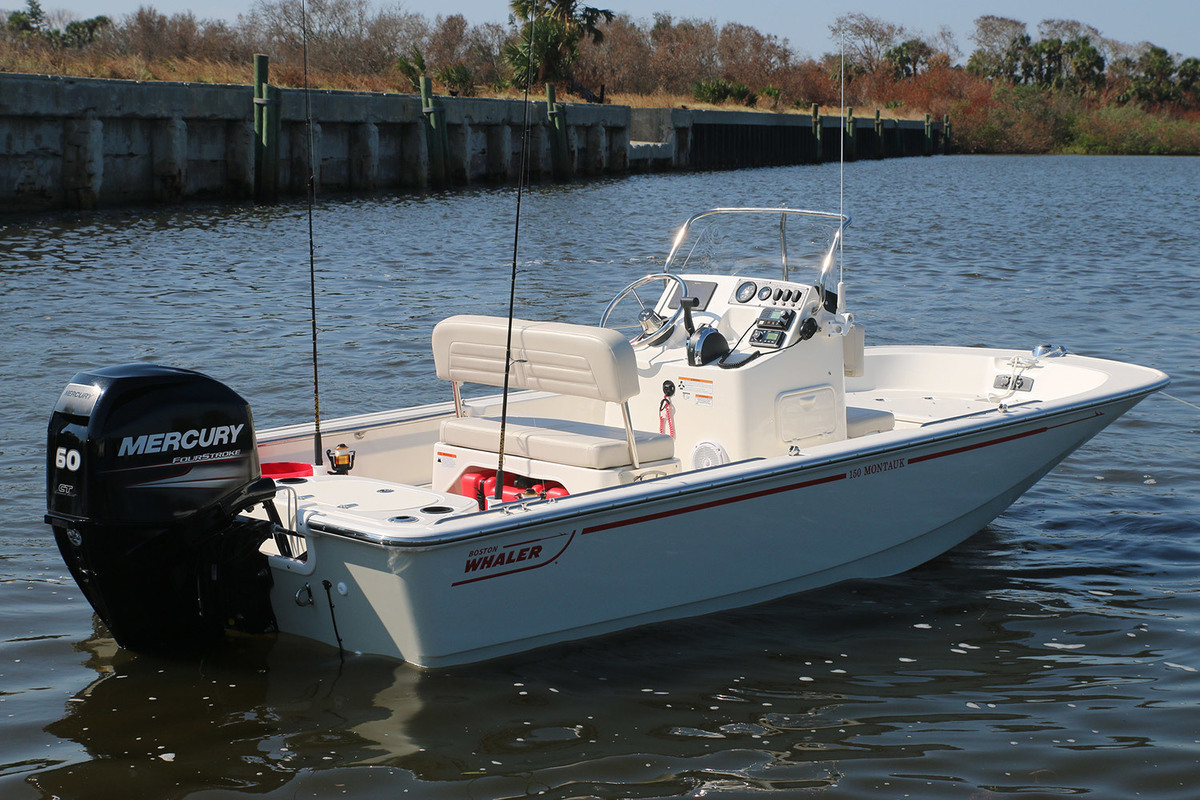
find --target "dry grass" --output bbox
[1,47,252,85]
[0,43,927,119]
[606,90,922,119]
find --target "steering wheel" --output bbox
[599,273,689,347]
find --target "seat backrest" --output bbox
[432,315,641,403]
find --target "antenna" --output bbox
[494,8,538,504]
[301,0,324,466]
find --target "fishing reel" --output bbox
[326,443,356,475]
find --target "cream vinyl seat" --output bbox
[431,315,674,470]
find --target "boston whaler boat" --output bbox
[46,208,1168,668]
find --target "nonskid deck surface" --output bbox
[848,390,1033,427]
[258,474,477,551]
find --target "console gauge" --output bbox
[758,285,773,301]
[736,281,757,303]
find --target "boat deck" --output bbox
[848,390,1037,428]
[259,474,478,551]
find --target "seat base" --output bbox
[431,442,681,497]
[846,406,896,439]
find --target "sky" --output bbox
[31,0,1200,59]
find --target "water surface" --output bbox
[2,155,1198,799]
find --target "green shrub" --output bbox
[437,64,475,97]
[760,85,782,110]
[394,48,425,93]
[693,79,733,104]
[1065,104,1200,155]
[692,79,756,107]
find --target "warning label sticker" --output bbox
[678,376,715,407]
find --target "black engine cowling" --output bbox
[46,364,279,653]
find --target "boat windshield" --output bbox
[663,208,849,289]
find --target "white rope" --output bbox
[1161,392,1200,413]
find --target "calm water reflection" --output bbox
[2,155,1198,799]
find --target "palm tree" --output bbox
[506,0,613,86]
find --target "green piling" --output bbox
[924,113,933,156]
[260,83,280,200]
[845,106,856,161]
[811,103,822,161]
[546,84,572,179]
[253,54,268,193]
[421,76,448,185]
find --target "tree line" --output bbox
[3,1,1198,153]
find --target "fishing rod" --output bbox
[837,31,846,314]
[301,0,324,467]
[494,8,538,504]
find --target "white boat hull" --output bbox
[264,390,1143,668]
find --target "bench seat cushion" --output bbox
[433,315,640,403]
[441,416,675,470]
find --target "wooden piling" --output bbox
[845,107,856,161]
[259,83,280,200]
[253,54,268,192]
[420,76,448,185]
[811,103,822,161]
[546,84,572,180]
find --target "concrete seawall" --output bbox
[0,73,947,212]
[630,106,946,171]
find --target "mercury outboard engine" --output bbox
[46,364,280,653]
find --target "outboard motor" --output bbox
[46,364,280,653]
